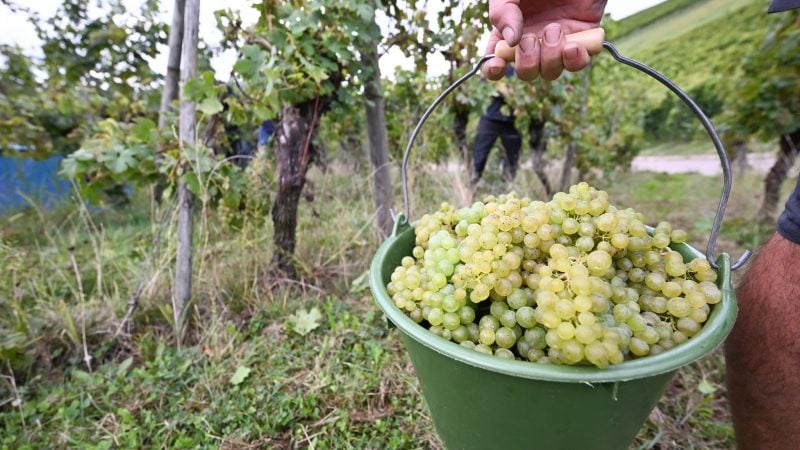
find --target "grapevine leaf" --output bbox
[131,118,157,143]
[198,97,224,115]
[72,148,96,161]
[183,78,206,101]
[109,148,137,174]
[287,307,322,336]
[182,172,200,195]
[234,44,266,78]
[355,3,373,21]
[59,158,78,179]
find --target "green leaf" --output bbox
[287,307,322,336]
[234,44,266,78]
[72,370,93,384]
[59,158,79,179]
[182,172,200,195]
[350,270,369,294]
[131,118,157,143]
[229,366,251,385]
[198,97,224,115]
[183,78,206,101]
[117,357,133,376]
[254,105,273,122]
[109,148,137,174]
[72,148,96,161]
[355,3,373,21]
[698,379,717,395]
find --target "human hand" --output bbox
[483,0,608,81]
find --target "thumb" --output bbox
[489,0,523,46]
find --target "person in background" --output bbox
[472,65,522,188]
[258,120,275,148]
[484,1,800,449]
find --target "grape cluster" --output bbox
[386,183,722,368]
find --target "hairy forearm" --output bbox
[725,232,800,449]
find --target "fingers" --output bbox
[539,23,565,81]
[482,28,507,80]
[563,42,591,73]
[484,21,596,82]
[514,33,539,81]
[488,0,523,46]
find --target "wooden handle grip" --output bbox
[494,28,605,62]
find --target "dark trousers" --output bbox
[473,117,522,182]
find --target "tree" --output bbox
[218,0,376,277]
[363,40,393,238]
[0,0,165,162]
[174,0,200,344]
[154,0,186,202]
[383,0,490,186]
[727,11,800,220]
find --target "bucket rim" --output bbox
[370,225,737,384]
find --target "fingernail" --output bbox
[488,66,502,77]
[564,45,579,60]
[502,26,516,44]
[544,24,562,45]
[520,34,536,53]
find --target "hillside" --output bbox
[608,0,701,40]
[614,0,760,54]
[625,0,768,94]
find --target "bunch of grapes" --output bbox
[385,183,722,368]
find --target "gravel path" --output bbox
[630,153,775,175]
[440,152,777,175]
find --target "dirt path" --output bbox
[630,153,775,175]
[441,152,777,175]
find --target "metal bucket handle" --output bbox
[398,40,752,271]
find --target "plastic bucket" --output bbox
[369,220,736,450]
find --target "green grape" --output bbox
[652,233,671,248]
[585,342,609,368]
[443,312,461,330]
[689,307,708,324]
[561,340,584,364]
[557,322,576,340]
[644,272,665,291]
[629,337,649,357]
[555,299,576,320]
[587,250,612,274]
[677,317,701,336]
[541,311,561,329]
[515,306,537,329]
[479,328,496,346]
[468,323,480,342]
[667,297,691,318]
[458,306,476,324]
[500,309,517,328]
[452,326,470,343]
[699,281,722,304]
[611,233,630,249]
[495,327,517,348]
[495,348,515,359]
[474,344,493,355]
[670,229,688,243]
[390,184,720,367]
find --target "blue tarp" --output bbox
[0,153,70,213]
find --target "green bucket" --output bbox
[369,38,749,449]
[369,220,736,450]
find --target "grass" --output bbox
[1,155,795,448]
